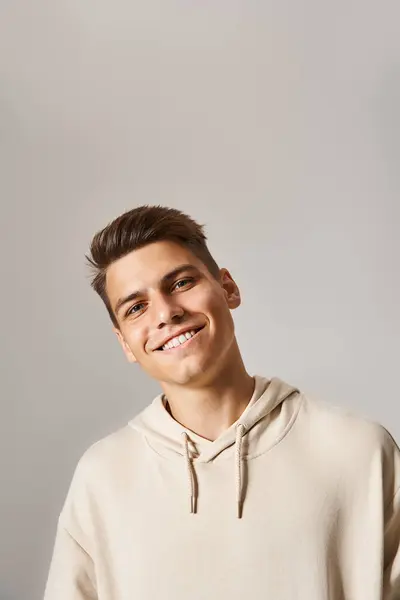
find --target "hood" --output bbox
[129,375,301,518]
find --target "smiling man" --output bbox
[44,205,400,600]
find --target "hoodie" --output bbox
[43,375,400,600]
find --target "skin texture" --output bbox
[106,239,255,440]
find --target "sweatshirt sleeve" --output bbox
[382,424,400,600]
[43,520,98,600]
[383,485,400,600]
[43,448,99,600]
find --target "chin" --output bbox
[175,362,215,386]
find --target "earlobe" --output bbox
[227,291,241,310]
[113,327,138,363]
[124,343,138,363]
[220,269,241,309]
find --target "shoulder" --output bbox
[62,423,143,504]
[300,390,400,493]
[74,423,142,479]
[301,389,398,451]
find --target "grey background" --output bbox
[1,1,399,599]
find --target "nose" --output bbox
[152,292,184,328]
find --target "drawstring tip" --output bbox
[190,496,196,514]
[237,501,242,519]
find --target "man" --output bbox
[44,204,400,599]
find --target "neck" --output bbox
[161,349,255,441]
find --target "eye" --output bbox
[173,277,193,291]
[126,302,145,317]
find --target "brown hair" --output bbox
[85,205,220,329]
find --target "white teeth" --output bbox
[161,329,199,351]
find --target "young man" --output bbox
[44,205,400,600]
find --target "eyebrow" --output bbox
[114,264,200,317]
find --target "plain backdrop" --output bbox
[1,1,399,599]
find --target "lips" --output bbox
[155,326,204,351]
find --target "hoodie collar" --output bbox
[128,375,301,463]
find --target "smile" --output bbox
[156,326,204,352]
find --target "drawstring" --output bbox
[235,423,245,519]
[181,432,196,514]
[181,423,246,518]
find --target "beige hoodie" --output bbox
[44,375,400,600]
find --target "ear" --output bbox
[113,327,138,363]
[219,268,241,310]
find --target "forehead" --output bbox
[106,240,206,300]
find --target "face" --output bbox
[106,240,241,387]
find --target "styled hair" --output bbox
[85,205,220,329]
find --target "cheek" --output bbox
[124,326,148,353]
[192,284,225,311]
[200,291,234,333]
